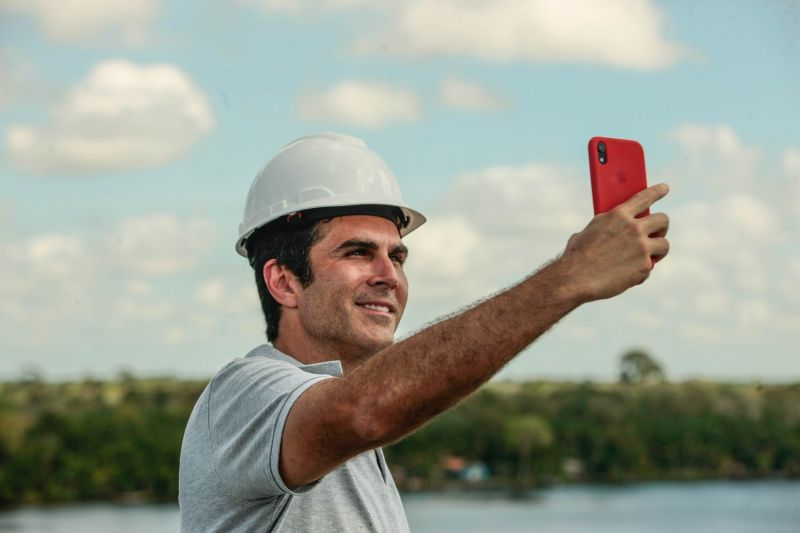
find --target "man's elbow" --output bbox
[346,389,412,446]
[349,405,393,445]
[317,381,404,451]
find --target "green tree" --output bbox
[504,415,553,491]
[620,349,666,384]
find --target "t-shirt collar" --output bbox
[246,344,344,377]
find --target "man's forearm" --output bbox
[345,255,587,443]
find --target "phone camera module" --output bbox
[597,142,607,164]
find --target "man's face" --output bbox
[295,215,409,360]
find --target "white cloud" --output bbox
[784,149,800,177]
[784,148,800,215]
[4,60,214,175]
[439,76,508,112]
[656,194,779,284]
[676,322,725,344]
[404,164,585,310]
[0,52,11,110]
[404,216,481,300]
[635,189,788,345]
[0,211,217,343]
[0,233,96,326]
[242,0,687,70]
[0,49,31,110]
[164,326,189,345]
[782,258,800,302]
[693,288,731,319]
[640,125,800,347]
[670,124,761,189]
[673,124,758,163]
[296,80,421,129]
[351,0,687,69]
[0,48,61,110]
[0,0,159,45]
[241,0,393,14]
[196,279,227,306]
[0,197,14,229]
[27,234,91,277]
[716,194,780,244]
[736,299,771,331]
[117,297,172,321]
[0,212,270,377]
[443,164,586,240]
[724,195,777,236]
[109,213,216,276]
[194,277,260,316]
[114,279,173,322]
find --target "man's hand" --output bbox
[560,183,670,302]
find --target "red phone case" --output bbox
[588,136,649,217]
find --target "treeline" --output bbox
[0,375,798,507]
[0,374,206,507]
[385,380,800,490]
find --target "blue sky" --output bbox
[1,0,798,382]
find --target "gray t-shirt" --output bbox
[179,345,410,532]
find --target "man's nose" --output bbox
[368,254,400,289]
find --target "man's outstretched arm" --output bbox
[281,183,671,489]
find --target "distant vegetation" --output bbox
[0,367,798,507]
[386,379,800,490]
[0,373,206,507]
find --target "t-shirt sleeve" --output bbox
[207,357,333,500]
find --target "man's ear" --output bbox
[263,259,300,308]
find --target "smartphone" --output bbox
[588,136,649,217]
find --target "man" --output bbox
[179,132,670,531]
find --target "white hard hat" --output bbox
[236,132,426,257]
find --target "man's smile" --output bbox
[355,300,396,316]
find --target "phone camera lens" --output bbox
[598,142,606,153]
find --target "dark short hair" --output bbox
[246,221,325,342]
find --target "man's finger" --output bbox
[622,183,669,216]
[649,237,670,259]
[642,212,670,236]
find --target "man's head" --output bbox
[253,215,408,362]
[238,133,424,361]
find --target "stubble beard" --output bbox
[301,292,397,363]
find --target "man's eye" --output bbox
[390,255,406,265]
[347,249,368,256]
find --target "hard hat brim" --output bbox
[235,203,425,258]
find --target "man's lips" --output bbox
[355,301,396,314]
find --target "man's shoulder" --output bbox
[217,344,306,375]
[210,345,305,391]
[208,344,341,403]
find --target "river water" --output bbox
[0,480,797,532]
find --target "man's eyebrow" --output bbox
[392,243,409,256]
[334,239,409,256]
[334,239,378,252]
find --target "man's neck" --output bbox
[272,336,373,375]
